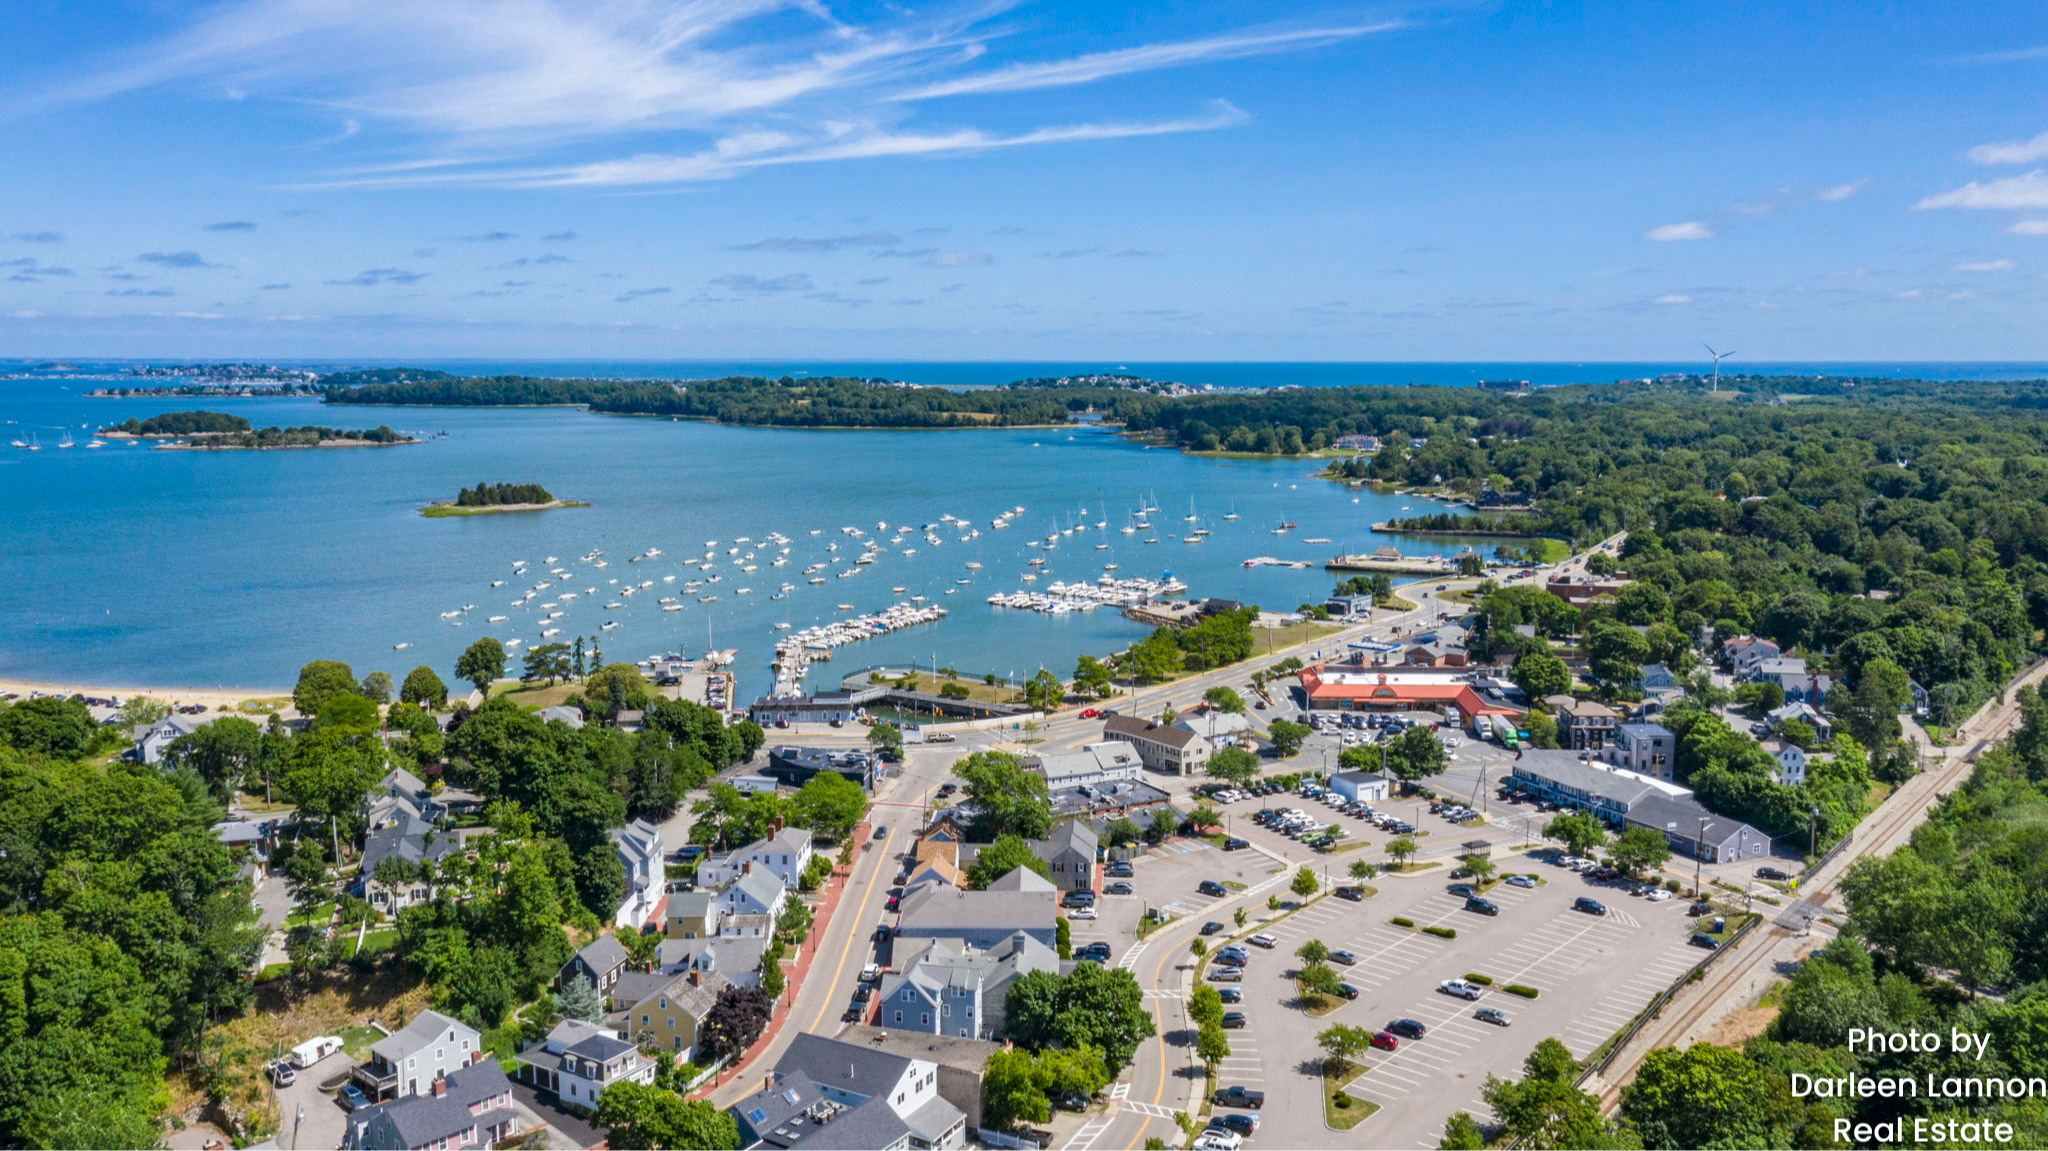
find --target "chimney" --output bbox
[431,1072,447,1097]
[743,861,753,875]
[470,1050,485,1064]
[689,969,701,987]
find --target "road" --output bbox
[1592,655,2048,1109]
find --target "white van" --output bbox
[288,1035,343,1068]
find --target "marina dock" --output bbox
[770,601,949,694]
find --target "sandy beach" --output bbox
[0,677,290,712]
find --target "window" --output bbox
[920,1013,930,1026]
[667,1017,675,1030]
[893,1010,903,1023]
[673,1036,684,1052]
[658,996,668,1010]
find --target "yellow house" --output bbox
[664,891,720,940]
[611,969,731,1061]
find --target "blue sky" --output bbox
[3,0,2048,361]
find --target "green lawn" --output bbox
[1323,1060,1378,1129]
[284,901,335,931]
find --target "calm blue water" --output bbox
[5,358,2043,694]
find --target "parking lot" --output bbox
[1207,849,1712,1150]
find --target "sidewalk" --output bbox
[695,824,864,1103]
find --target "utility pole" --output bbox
[1695,814,1708,894]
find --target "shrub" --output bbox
[1422,926,1457,939]
[1504,984,1540,998]
[1462,973,1494,986]
[1389,917,1415,928]
[1665,878,1682,892]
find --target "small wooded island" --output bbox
[420,481,589,518]
[99,409,413,449]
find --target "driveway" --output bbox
[511,1081,602,1149]
[270,1052,357,1151]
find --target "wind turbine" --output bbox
[1703,344,1736,388]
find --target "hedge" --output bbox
[1463,973,1494,986]
[1390,917,1415,927]
[1422,926,1457,939]
[1504,984,1541,999]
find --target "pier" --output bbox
[1324,552,1457,575]
[770,601,949,694]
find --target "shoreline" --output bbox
[0,677,291,712]
[419,498,590,518]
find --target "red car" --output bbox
[1080,708,1100,718]
[1370,1031,1400,1052]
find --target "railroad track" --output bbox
[1596,660,2048,1108]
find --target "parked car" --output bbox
[1505,875,1537,889]
[1331,949,1360,965]
[1068,906,1098,920]
[1221,837,1250,851]
[1218,986,1244,1004]
[1334,982,1360,1000]
[1690,933,1721,950]
[1208,967,1244,983]
[1756,866,1791,881]
[1387,1018,1427,1039]
[859,963,883,983]
[1105,881,1135,896]
[1335,885,1367,902]
[1106,861,1135,878]
[1199,880,1229,897]
[1475,1007,1512,1027]
[1574,897,1608,916]
[1646,888,1672,902]
[1213,952,1248,969]
[1079,942,1112,962]
[1063,890,1096,908]
[1465,896,1500,916]
[1688,901,1714,917]
[339,1084,371,1112]
[1447,883,1477,898]
[269,1061,296,1088]
[1248,933,1278,949]
[1370,1031,1400,1052]
[1192,1131,1242,1151]
[1220,1011,1248,1030]
[1213,1086,1266,1109]
[1438,978,1485,1000]
[1207,1113,1260,1137]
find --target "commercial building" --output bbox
[1611,722,1675,780]
[1295,665,1521,724]
[896,871,1057,953]
[1027,741,1144,790]
[1328,770,1393,804]
[1508,750,1771,863]
[765,744,879,790]
[1100,714,1212,776]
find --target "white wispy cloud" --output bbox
[1915,170,2048,210]
[1953,259,2016,271]
[1966,131,2048,165]
[1644,221,1714,242]
[42,1,1290,193]
[1816,181,1865,201]
[891,22,1403,101]
[1651,293,1693,304]
[309,101,1252,189]
[2010,219,2048,235]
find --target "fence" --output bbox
[976,1127,1052,1149]
[1579,913,1763,1082]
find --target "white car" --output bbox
[1442,735,1462,749]
[1645,889,1672,902]
[1194,1132,1243,1151]
[1068,906,1099,920]
[1438,978,1485,1000]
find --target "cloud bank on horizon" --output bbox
[1,1,2046,360]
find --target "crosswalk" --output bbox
[1118,941,1151,971]
[1061,1112,1117,1151]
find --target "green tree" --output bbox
[1073,654,1115,699]
[867,722,904,760]
[1291,865,1320,898]
[1348,858,1378,881]
[1103,817,1142,848]
[1316,1022,1373,1070]
[292,659,359,716]
[788,771,869,841]
[1386,835,1418,870]
[400,665,448,708]
[165,715,265,801]
[1620,1042,1804,1151]
[1544,810,1607,857]
[1296,938,1331,965]
[954,751,1052,840]
[116,695,171,728]
[1055,915,1072,960]
[1186,803,1222,832]
[522,642,572,686]
[1126,630,1184,682]
[594,1080,740,1151]
[1385,725,1448,782]
[1003,964,1156,1073]
[967,834,1052,889]
[1584,620,1652,696]
[359,671,394,703]
[1511,648,1574,700]
[1267,719,1311,757]
[1204,686,1246,713]
[455,636,508,693]
[1609,826,1671,878]
[1461,853,1497,886]
[1206,745,1261,788]
[1297,960,1343,1005]
[1195,1021,1231,1070]
[555,974,605,1022]
[1188,984,1224,1028]
[982,1047,1051,1130]
[1150,807,1182,840]
[1523,708,1559,749]
[1440,1112,1485,1150]
[282,726,386,863]
[0,697,102,758]
[1023,668,1065,711]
